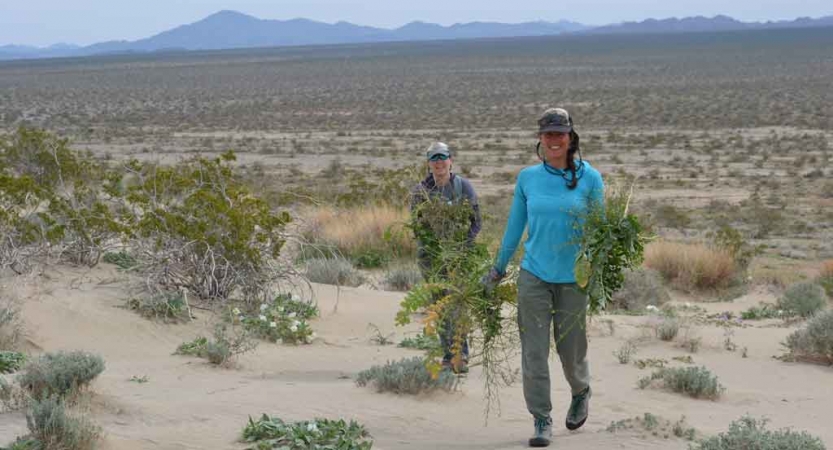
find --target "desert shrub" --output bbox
[301,204,416,268]
[656,316,680,341]
[783,309,833,364]
[101,250,137,270]
[0,292,24,351]
[710,224,762,272]
[114,151,292,306]
[613,340,638,364]
[305,257,365,287]
[175,324,257,367]
[17,351,105,400]
[355,357,457,395]
[741,303,782,320]
[234,293,317,344]
[242,415,372,450]
[126,290,189,322]
[645,241,736,291]
[610,268,670,311]
[12,396,101,450]
[397,333,440,351]
[691,416,825,450]
[0,352,26,374]
[776,282,826,319]
[639,366,723,400]
[653,204,691,229]
[0,127,127,268]
[607,413,696,441]
[817,259,833,298]
[382,264,422,291]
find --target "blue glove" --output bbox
[481,267,504,295]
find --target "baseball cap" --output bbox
[426,142,451,160]
[538,108,573,134]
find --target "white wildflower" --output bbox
[290,324,299,332]
[259,314,267,321]
[307,422,318,432]
[288,312,297,318]
[232,307,241,315]
[269,321,277,328]
[292,320,300,326]
[646,305,659,312]
[291,293,301,301]
[278,306,285,313]
[684,302,692,308]
[260,303,268,311]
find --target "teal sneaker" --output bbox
[529,416,552,447]
[566,387,591,430]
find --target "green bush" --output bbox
[19,396,100,450]
[398,333,440,351]
[17,351,105,400]
[639,366,724,400]
[102,250,137,270]
[783,309,833,364]
[691,416,824,450]
[305,258,365,287]
[0,352,25,374]
[656,316,680,341]
[174,324,257,367]
[609,268,670,312]
[242,415,372,450]
[382,264,422,291]
[741,303,782,320]
[777,282,827,319]
[126,291,188,322]
[235,293,317,345]
[0,296,23,351]
[356,357,457,395]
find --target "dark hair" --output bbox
[536,130,582,190]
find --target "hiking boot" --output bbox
[566,387,591,431]
[529,416,552,447]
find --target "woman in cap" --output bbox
[483,108,604,447]
[410,142,481,373]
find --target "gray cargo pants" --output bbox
[517,269,590,420]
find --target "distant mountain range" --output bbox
[2,10,832,60]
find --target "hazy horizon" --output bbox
[1,0,831,47]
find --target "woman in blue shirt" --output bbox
[485,108,603,448]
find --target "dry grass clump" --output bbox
[644,241,736,291]
[302,205,415,267]
[304,258,366,287]
[818,259,833,298]
[783,309,833,365]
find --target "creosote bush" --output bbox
[355,357,457,395]
[776,282,827,319]
[242,415,372,450]
[17,351,105,400]
[691,416,825,450]
[783,309,833,365]
[639,366,724,400]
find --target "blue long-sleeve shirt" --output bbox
[495,161,604,283]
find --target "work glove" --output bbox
[481,267,504,295]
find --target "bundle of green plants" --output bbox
[174,323,257,366]
[740,303,782,320]
[396,197,518,413]
[242,415,372,450]
[638,366,724,400]
[574,184,649,314]
[0,351,25,374]
[17,351,105,400]
[398,333,441,351]
[690,416,825,450]
[355,356,456,395]
[102,250,138,270]
[232,293,318,344]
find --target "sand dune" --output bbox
[1,264,831,449]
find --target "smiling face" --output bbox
[428,153,452,180]
[539,131,571,168]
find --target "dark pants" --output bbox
[418,253,469,362]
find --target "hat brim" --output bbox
[539,125,572,133]
[427,150,451,160]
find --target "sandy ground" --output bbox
[1,264,832,449]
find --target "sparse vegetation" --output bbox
[355,357,457,395]
[304,257,366,287]
[776,282,827,319]
[645,241,737,291]
[14,396,101,450]
[639,366,724,400]
[609,268,670,312]
[242,415,372,450]
[382,264,422,291]
[691,416,825,450]
[782,309,833,365]
[17,351,105,400]
[613,340,639,364]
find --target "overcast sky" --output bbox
[2,0,832,47]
